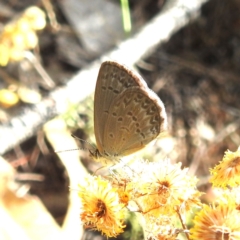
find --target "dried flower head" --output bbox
[78,175,126,237]
[144,215,181,240]
[190,203,240,240]
[128,159,201,216]
[210,146,240,188]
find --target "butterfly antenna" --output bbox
[93,165,107,175]
[55,148,82,153]
[55,135,87,153]
[71,134,96,149]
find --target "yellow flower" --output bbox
[117,188,131,206]
[0,44,10,66]
[105,174,133,206]
[23,6,46,30]
[210,147,240,187]
[78,175,126,237]
[213,187,240,211]
[144,215,181,240]
[190,204,240,240]
[0,6,46,66]
[130,159,201,216]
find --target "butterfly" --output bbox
[90,61,167,165]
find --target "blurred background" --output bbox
[0,0,240,239]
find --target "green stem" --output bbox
[120,0,132,34]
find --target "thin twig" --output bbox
[24,51,55,89]
[176,207,190,240]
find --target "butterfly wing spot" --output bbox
[108,86,113,91]
[132,116,137,121]
[142,99,151,109]
[102,72,109,80]
[124,82,133,88]
[101,86,107,91]
[150,125,159,134]
[109,133,114,138]
[118,117,123,122]
[126,111,137,122]
[140,133,145,139]
[147,106,157,115]
[113,89,120,94]
[134,94,143,103]
[123,97,132,107]
[150,116,159,124]
[135,127,146,139]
